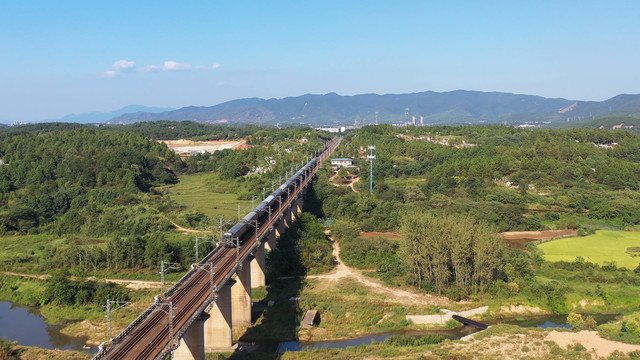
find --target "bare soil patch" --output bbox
[546,330,640,358]
[447,332,551,359]
[499,304,543,314]
[169,220,207,234]
[500,229,577,240]
[159,139,245,156]
[500,229,577,250]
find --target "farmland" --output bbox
[538,230,640,269]
[163,172,254,221]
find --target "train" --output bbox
[223,157,319,247]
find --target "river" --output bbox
[0,301,96,354]
[0,299,619,355]
[274,313,620,352]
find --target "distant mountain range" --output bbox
[105,90,640,127]
[39,105,174,124]
[18,91,640,128]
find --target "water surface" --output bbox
[0,301,95,354]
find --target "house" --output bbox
[330,158,353,170]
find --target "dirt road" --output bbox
[1,271,163,289]
[306,232,449,306]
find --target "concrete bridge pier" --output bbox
[173,313,208,360]
[275,215,286,239]
[283,206,292,228]
[296,196,303,215]
[250,242,266,288]
[265,228,277,251]
[204,280,234,351]
[231,261,252,326]
[290,199,299,222]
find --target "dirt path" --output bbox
[347,176,360,192]
[328,173,360,192]
[306,232,449,306]
[1,271,163,290]
[169,220,207,234]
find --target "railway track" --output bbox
[96,137,341,360]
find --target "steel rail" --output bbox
[93,136,341,360]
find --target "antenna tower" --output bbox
[367,140,375,194]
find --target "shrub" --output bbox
[384,334,445,346]
[567,312,584,329]
[622,320,640,336]
[445,286,466,301]
[0,338,17,360]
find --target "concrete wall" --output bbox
[406,306,488,325]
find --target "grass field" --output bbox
[165,173,254,220]
[538,230,640,269]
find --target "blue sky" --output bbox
[1,1,639,122]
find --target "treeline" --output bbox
[319,125,640,232]
[121,121,265,140]
[0,129,181,233]
[45,269,130,306]
[400,212,504,297]
[37,232,215,275]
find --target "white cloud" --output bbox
[101,70,118,79]
[195,65,207,70]
[112,60,135,71]
[212,63,221,69]
[139,65,161,72]
[163,61,192,71]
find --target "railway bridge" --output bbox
[92,137,341,360]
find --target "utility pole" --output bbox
[155,302,177,351]
[194,236,199,261]
[105,299,131,340]
[367,141,376,194]
[193,235,217,262]
[160,261,180,291]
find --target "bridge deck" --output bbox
[94,137,341,360]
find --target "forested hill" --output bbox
[0,129,182,233]
[108,90,640,127]
[558,115,640,134]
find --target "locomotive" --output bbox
[223,157,319,247]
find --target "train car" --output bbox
[254,201,268,214]
[222,156,321,248]
[223,211,259,247]
[223,222,248,247]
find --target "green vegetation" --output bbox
[320,125,640,233]
[0,124,329,276]
[539,230,640,269]
[563,115,640,134]
[400,212,504,297]
[5,122,640,356]
[162,173,253,220]
[383,334,445,346]
[0,338,17,360]
[269,212,334,277]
